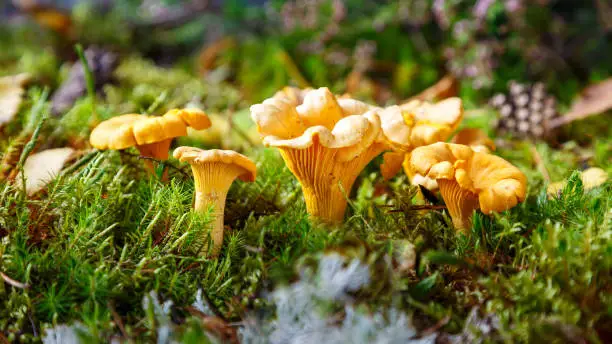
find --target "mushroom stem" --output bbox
[437,179,479,231]
[137,139,172,176]
[279,140,385,223]
[190,162,245,255]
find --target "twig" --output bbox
[530,145,550,183]
[419,315,450,337]
[137,156,191,179]
[0,271,30,289]
[118,150,191,179]
[28,311,38,337]
[385,205,447,213]
[108,301,130,341]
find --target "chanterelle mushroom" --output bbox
[174,147,256,255]
[409,127,496,191]
[90,108,211,173]
[378,98,464,189]
[410,142,527,231]
[250,87,385,223]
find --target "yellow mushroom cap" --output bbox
[250,87,383,162]
[388,97,463,148]
[173,147,256,182]
[90,109,211,150]
[378,97,464,181]
[410,142,527,214]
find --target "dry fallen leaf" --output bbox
[551,78,612,128]
[0,73,30,126]
[197,37,236,76]
[13,0,73,36]
[18,148,76,195]
[403,74,458,103]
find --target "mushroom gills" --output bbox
[437,179,479,231]
[279,139,384,223]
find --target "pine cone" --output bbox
[489,81,559,139]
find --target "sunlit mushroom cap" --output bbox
[250,87,383,161]
[90,109,211,150]
[381,97,463,151]
[410,142,527,214]
[173,147,256,182]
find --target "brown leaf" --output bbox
[13,1,73,36]
[0,73,30,126]
[18,148,76,195]
[551,78,612,128]
[403,74,458,103]
[197,37,236,76]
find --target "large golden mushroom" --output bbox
[410,142,527,231]
[250,87,385,223]
[90,108,211,173]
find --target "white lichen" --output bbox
[240,253,435,344]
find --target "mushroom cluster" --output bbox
[251,87,386,223]
[378,98,464,189]
[87,87,529,255]
[410,142,527,231]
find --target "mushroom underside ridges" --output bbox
[279,140,385,222]
[437,179,479,231]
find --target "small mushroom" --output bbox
[89,108,211,173]
[251,87,385,223]
[410,142,527,231]
[173,147,256,255]
[379,98,464,188]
